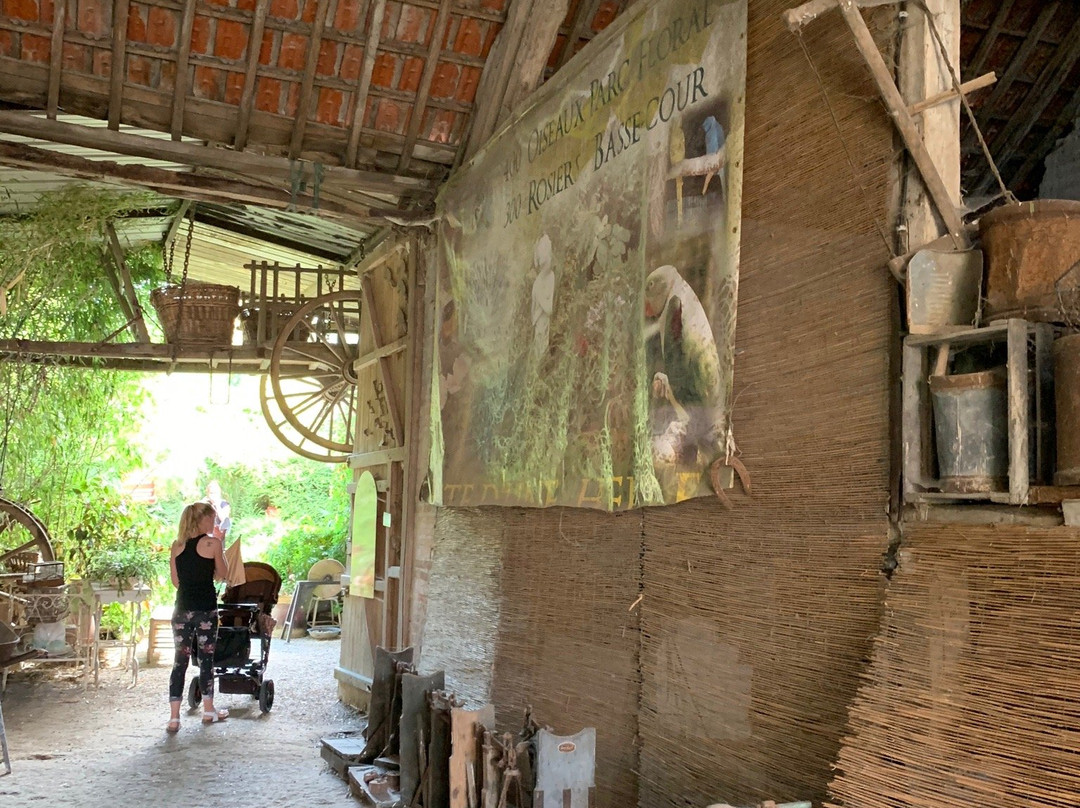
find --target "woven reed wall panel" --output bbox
[828,523,1080,808]
[490,507,642,808]
[418,507,502,707]
[636,3,897,805]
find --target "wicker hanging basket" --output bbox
[151,282,241,347]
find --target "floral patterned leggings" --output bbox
[168,608,218,701]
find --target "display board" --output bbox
[431,0,747,510]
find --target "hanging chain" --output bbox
[164,227,177,284]
[179,211,194,292]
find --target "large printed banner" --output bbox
[430,0,747,511]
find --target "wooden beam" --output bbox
[973,2,1058,128]
[171,0,198,141]
[986,11,1080,181]
[554,0,599,71]
[462,0,569,161]
[782,0,896,32]
[108,0,131,130]
[1010,82,1080,192]
[0,111,432,195]
[163,200,194,249]
[98,245,141,340]
[0,141,376,219]
[348,446,407,468]
[836,0,967,240]
[397,0,455,172]
[346,0,389,168]
[234,0,271,151]
[360,275,404,445]
[0,55,459,167]
[908,72,995,116]
[965,0,1016,79]
[354,336,407,373]
[46,0,66,119]
[105,221,152,343]
[289,0,332,159]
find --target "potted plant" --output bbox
[65,483,163,603]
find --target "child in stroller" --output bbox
[188,561,281,713]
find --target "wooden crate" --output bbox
[902,319,1057,505]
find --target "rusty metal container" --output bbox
[930,369,1008,493]
[979,199,1080,322]
[1054,333,1080,485]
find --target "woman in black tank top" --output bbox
[166,501,229,732]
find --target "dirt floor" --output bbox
[0,635,366,807]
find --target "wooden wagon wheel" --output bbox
[268,290,362,455]
[0,495,56,568]
[258,376,349,463]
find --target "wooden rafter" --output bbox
[164,200,194,249]
[108,0,130,130]
[46,0,65,119]
[289,0,333,159]
[973,2,1058,127]
[235,0,271,151]
[171,0,198,141]
[0,140,376,220]
[397,0,456,172]
[346,0,389,168]
[104,221,152,343]
[462,0,569,162]
[984,13,1080,183]
[554,0,599,71]
[1011,82,1080,192]
[965,0,1016,79]
[0,112,432,196]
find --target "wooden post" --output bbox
[1007,318,1029,505]
[837,0,966,243]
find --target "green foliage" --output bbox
[64,478,166,592]
[0,187,165,548]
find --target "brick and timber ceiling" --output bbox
[0,0,1073,273]
[0,0,631,273]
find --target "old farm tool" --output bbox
[534,728,595,808]
[264,290,363,461]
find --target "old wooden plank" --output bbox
[346,0,388,168]
[355,336,408,372]
[554,0,600,71]
[361,276,404,445]
[0,58,458,168]
[46,0,66,119]
[782,0,896,32]
[902,340,927,497]
[908,72,995,116]
[171,0,198,141]
[1007,318,1030,505]
[234,0,271,151]
[105,221,152,343]
[986,10,1080,178]
[349,447,407,468]
[973,3,1059,133]
[837,0,967,240]
[0,112,432,195]
[965,0,1016,78]
[1034,322,1055,485]
[289,0,332,159]
[450,705,495,808]
[0,140,371,219]
[398,0,456,172]
[108,0,130,129]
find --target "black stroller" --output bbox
[187,561,281,713]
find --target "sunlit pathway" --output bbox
[0,635,363,807]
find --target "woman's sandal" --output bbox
[166,719,181,733]
[202,708,229,724]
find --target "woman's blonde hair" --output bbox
[172,501,217,552]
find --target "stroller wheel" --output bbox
[187,677,202,710]
[258,678,275,713]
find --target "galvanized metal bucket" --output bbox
[930,369,1008,493]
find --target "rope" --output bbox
[796,31,897,258]
[914,0,1017,205]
